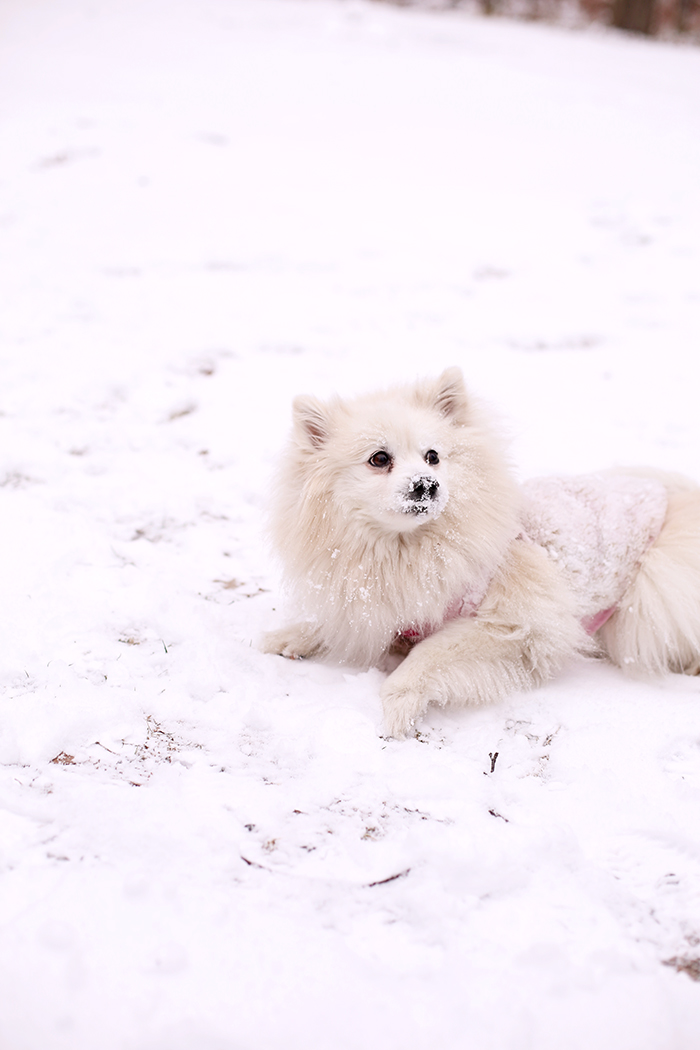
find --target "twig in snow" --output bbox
[240,855,268,870]
[488,809,509,823]
[366,868,411,888]
[94,741,119,755]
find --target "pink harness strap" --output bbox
[582,606,617,635]
[398,579,490,644]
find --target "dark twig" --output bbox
[366,868,411,888]
[240,856,267,870]
[488,808,509,822]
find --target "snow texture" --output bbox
[0,1,700,1048]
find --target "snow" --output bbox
[0,0,699,1046]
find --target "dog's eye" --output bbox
[368,451,392,469]
[425,450,439,466]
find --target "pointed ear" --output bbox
[431,367,469,422]
[292,395,332,449]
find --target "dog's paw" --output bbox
[380,678,430,739]
[260,622,322,661]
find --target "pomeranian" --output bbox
[262,368,700,737]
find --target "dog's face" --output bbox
[292,368,470,534]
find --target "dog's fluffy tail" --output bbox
[600,483,700,676]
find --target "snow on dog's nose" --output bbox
[396,472,445,517]
[407,474,439,506]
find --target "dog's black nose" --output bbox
[408,475,439,502]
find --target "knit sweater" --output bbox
[520,473,668,632]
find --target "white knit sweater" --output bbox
[520,473,668,631]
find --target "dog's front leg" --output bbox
[261,621,324,661]
[380,540,584,738]
[380,618,519,737]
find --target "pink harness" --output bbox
[398,565,499,644]
[581,606,618,635]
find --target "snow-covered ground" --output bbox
[1,0,700,1046]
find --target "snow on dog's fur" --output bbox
[262,368,700,737]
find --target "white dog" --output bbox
[262,368,700,737]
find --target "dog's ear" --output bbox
[293,395,332,448]
[430,367,469,422]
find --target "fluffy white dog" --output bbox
[262,368,700,737]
